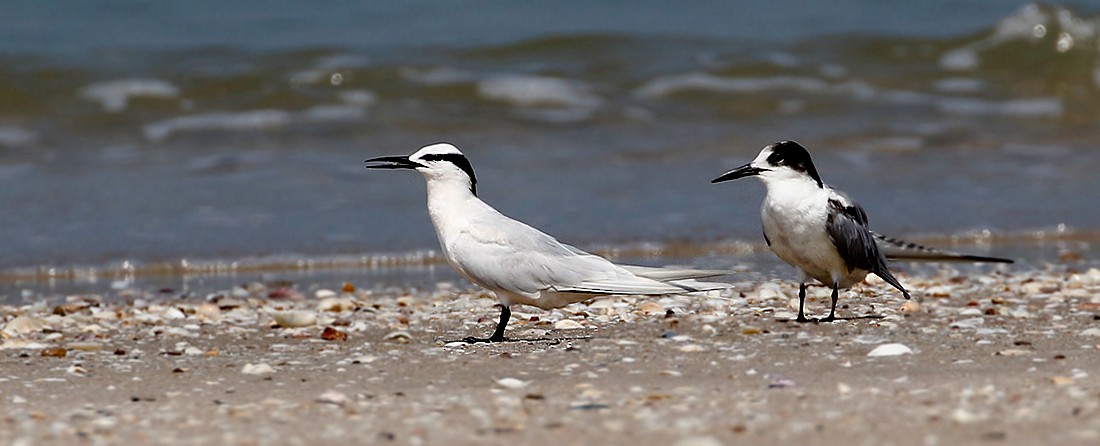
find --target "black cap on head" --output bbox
[765,140,822,188]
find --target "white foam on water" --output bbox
[940,4,1096,71]
[400,66,478,86]
[302,104,366,121]
[144,110,292,141]
[477,74,601,108]
[933,77,985,93]
[143,104,367,141]
[78,78,180,112]
[862,86,1063,118]
[936,97,1063,117]
[635,73,833,98]
[0,126,37,147]
[337,90,377,106]
[314,54,372,70]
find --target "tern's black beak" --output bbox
[365,155,422,170]
[711,164,765,183]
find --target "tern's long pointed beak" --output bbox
[711,163,764,183]
[365,155,422,170]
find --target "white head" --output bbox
[711,140,823,189]
[365,142,478,195]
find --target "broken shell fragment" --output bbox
[272,311,317,328]
[241,363,276,375]
[383,331,412,342]
[867,343,913,357]
[2,316,48,338]
[41,347,67,357]
[321,326,349,341]
[553,319,584,330]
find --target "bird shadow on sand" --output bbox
[774,314,887,323]
[438,335,595,345]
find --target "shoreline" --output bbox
[1,225,1093,300]
[2,267,1099,445]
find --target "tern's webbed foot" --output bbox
[817,315,837,323]
[795,315,814,323]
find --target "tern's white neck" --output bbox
[760,174,824,201]
[423,177,487,243]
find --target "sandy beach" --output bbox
[2,266,1099,445]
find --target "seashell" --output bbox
[898,301,921,313]
[1079,328,1100,337]
[161,307,186,320]
[495,377,529,389]
[753,283,787,301]
[383,331,411,342]
[67,342,105,352]
[866,343,913,357]
[216,298,246,310]
[320,327,349,341]
[2,315,47,337]
[553,319,584,330]
[241,363,276,375]
[197,303,221,319]
[0,339,48,350]
[316,391,349,406]
[314,289,337,299]
[636,301,664,315]
[271,311,317,328]
[41,347,67,357]
[317,297,355,313]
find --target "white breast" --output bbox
[760,182,862,287]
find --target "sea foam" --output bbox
[78,79,180,112]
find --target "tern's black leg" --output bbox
[819,283,840,322]
[463,305,511,343]
[795,282,812,323]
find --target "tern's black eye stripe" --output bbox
[421,153,478,195]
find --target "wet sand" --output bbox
[2,267,1099,445]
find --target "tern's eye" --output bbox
[766,151,784,166]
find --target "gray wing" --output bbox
[447,211,715,299]
[824,189,908,296]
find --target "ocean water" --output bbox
[1,1,1099,298]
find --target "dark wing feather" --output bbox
[826,198,880,273]
[825,195,910,298]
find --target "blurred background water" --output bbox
[1,1,1099,298]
